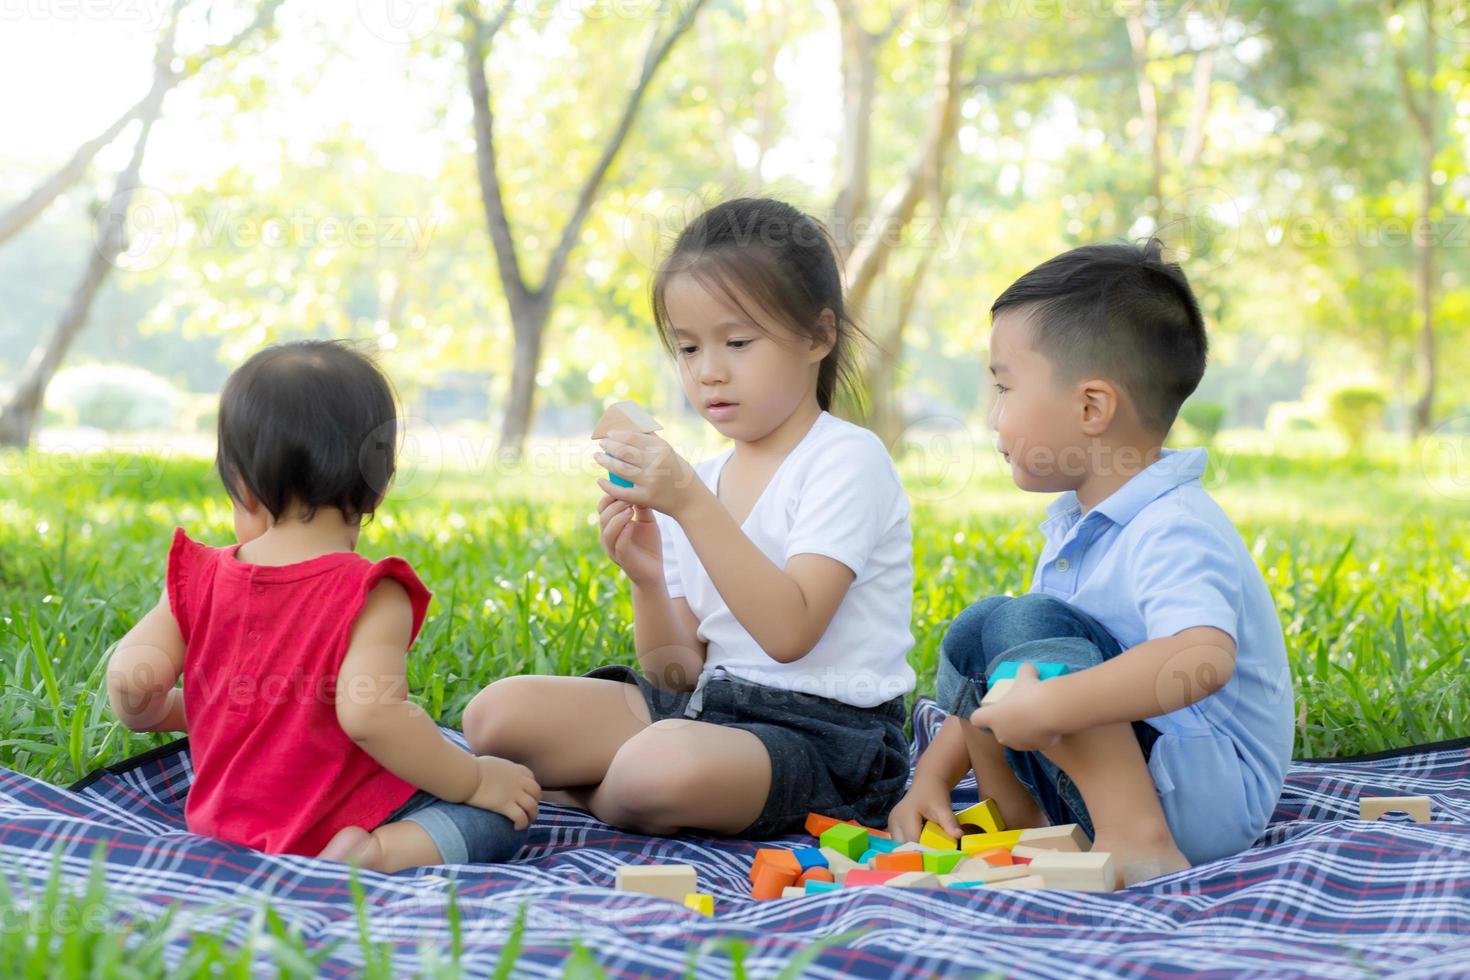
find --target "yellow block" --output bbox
[954,799,1006,834]
[919,821,959,851]
[960,830,1024,853]
[683,893,714,916]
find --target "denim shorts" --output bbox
[586,663,910,839]
[935,593,1161,841]
[378,789,528,865]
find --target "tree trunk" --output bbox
[1127,12,1165,228]
[462,0,708,459]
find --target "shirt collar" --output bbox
[1042,447,1210,532]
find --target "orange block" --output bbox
[752,864,798,900]
[797,867,835,885]
[864,826,893,840]
[976,848,1013,867]
[805,813,845,837]
[750,849,801,883]
[874,852,925,873]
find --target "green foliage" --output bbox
[1324,384,1389,454]
[1177,400,1228,446]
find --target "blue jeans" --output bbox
[381,790,528,865]
[935,593,1161,840]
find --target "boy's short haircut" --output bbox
[216,340,398,523]
[991,238,1207,433]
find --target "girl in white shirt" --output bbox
[462,198,916,838]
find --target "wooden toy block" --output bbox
[1026,851,1116,892]
[805,812,844,837]
[805,880,841,894]
[865,826,893,840]
[793,847,828,870]
[884,871,942,889]
[1016,824,1090,852]
[683,893,714,916]
[750,848,801,883]
[858,849,879,865]
[923,851,966,875]
[990,660,1070,681]
[919,821,959,851]
[752,864,799,901]
[592,400,662,488]
[1359,795,1431,823]
[986,874,1047,890]
[874,852,925,873]
[781,886,808,899]
[892,841,933,854]
[973,847,1013,867]
[592,400,663,439]
[950,862,1033,885]
[1010,844,1058,862]
[960,830,1023,853]
[979,678,1014,706]
[616,864,697,901]
[819,847,859,878]
[820,823,869,861]
[1012,855,1032,865]
[844,869,905,887]
[798,867,835,886]
[867,836,899,854]
[954,799,1006,834]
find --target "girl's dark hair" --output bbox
[215,340,398,524]
[651,198,864,412]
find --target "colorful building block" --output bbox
[973,847,1013,866]
[844,869,905,887]
[752,864,799,901]
[1016,824,1090,852]
[867,836,900,854]
[798,866,835,886]
[805,879,840,894]
[922,851,966,875]
[1027,851,1116,892]
[819,823,869,861]
[683,893,714,916]
[986,874,1047,890]
[918,821,959,851]
[750,848,801,883]
[874,852,925,873]
[804,812,844,837]
[1359,795,1432,823]
[954,799,1006,834]
[792,847,828,870]
[592,400,663,487]
[781,886,808,898]
[616,864,697,901]
[884,871,942,889]
[818,847,859,879]
[959,830,1023,853]
[990,660,1070,681]
[950,862,1033,885]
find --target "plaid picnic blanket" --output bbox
[1,699,1467,978]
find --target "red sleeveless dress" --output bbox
[166,528,432,855]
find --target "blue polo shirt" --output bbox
[1032,448,1295,863]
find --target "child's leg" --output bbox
[938,596,1047,829]
[587,718,772,836]
[318,820,441,873]
[461,675,653,788]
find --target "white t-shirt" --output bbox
[653,412,916,708]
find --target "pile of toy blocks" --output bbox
[750,801,1115,897]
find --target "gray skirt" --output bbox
[586,663,910,839]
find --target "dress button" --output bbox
[1056,558,1071,572]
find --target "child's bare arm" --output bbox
[631,585,706,691]
[107,591,188,733]
[1052,627,1236,732]
[335,581,481,804]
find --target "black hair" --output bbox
[651,197,865,412]
[990,238,1207,433]
[215,340,398,524]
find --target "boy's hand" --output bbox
[887,774,964,843]
[465,756,542,830]
[968,663,1063,752]
[595,430,704,519]
[597,493,664,587]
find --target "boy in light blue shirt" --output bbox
[889,241,1294,885]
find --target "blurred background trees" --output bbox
[1,0,1466,458]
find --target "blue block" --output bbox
[991,660,1070,681]
[866,837,899,854]
[858,849,878,865]
[945,880,987,889]
[793,847,828,870]
[609,472,634,488]
[805,880,840,894]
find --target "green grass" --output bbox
[0,442,1466,973]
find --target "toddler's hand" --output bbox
[597,493,664,587]
[968,663,1062,752]
[887,774,963,843]
[465,756,541,830]
[595,430,702,519]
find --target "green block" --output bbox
[923,851,965,875]
[819,823,869,861]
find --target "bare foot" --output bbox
[1091,832,1190,888]
[317,825,385,871]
